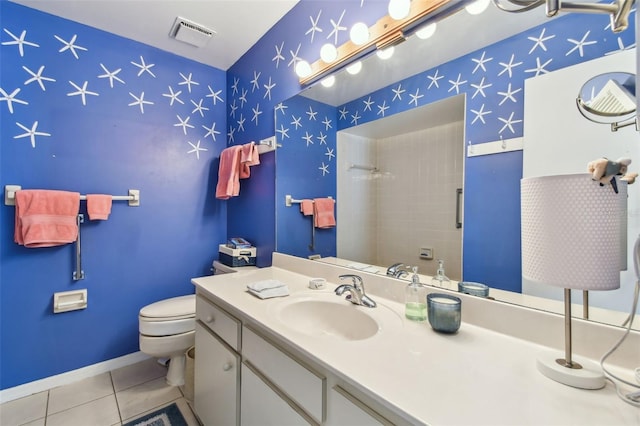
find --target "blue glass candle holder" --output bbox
[458,281,490,297]
[427,293,461,333]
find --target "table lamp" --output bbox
[521,173,627,389]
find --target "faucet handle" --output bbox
[338,274,363,290]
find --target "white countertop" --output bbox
[192,265,639,425]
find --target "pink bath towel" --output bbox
[14,190,80,248]
[240,142,260,179]
[313,198,336,228]
[86,194,112,220]
[216,146,243,199]
[300,199,314,216]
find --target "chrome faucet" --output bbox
[386,263,409,278]
[335,274,377,308]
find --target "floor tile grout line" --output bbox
[109,371,124,425]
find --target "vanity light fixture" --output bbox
[389,0,412,19]
[465,0,491,14]
[415,22,438,39]
[295,60,312,78]
[320,43,338,63]
[350,22,370,45]
[346,61,363,75]
[376,46,395,60]
[321,75,336,88]
[492,0,635,32]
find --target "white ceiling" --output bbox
[10,0,300,70]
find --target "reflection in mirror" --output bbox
[576,72,638,131]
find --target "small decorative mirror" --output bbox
[576,71,637,132]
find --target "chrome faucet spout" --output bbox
[336,274,376,308]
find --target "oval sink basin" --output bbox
[275,297,380,341]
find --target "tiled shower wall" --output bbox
[337,121,464,279]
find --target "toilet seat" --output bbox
[139,294,196,336]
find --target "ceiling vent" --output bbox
[169,17,215,48]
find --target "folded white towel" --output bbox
[248,286,290,299]
[247,279,287,292]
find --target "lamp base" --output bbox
[536,351,605,389]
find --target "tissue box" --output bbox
[218,244,256,267]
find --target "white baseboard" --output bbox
[0,351,150,404]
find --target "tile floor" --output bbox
[0,358,201,426]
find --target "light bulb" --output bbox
[346,61,362,75]
[350,22,369,45]
[415,22,437,40]
[465,0,490,15]
[376,46,395,60]
[320,43,338,63]
[388,0,410,20]
[321,75,335,88]
[295,60,312,78]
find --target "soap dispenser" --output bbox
[431,259,451,289]
[405,266,427,321]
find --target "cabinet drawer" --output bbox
[196,295,240,351]
[242,326,325,423]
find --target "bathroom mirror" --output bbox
[576,72,638,131]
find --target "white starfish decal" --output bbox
[524,57,553,76]
[498,111,522,134]
[179,72,199,92]
[97,64,124,88]
[0,87,28,113]
[605,36,636,55]
[470,77,492,99]
[54,34,87,59]
[187,140,207,160]
[565,30,597,57]
[206,86,223,105]
[174,115,194,135]
[23,65,55,91]
[288,43,302,68]
[351,111,361,125]
[306,106,318,120]
[471,51,493,74]
[291,115,303,129]
[363,96,374,111]
[273,42,285,68]
[251,103,262,125]
[130,56,156,77]
[448,74,467,94]
[327,10,346,45]
[409,88,423,106]
[228,126,236,144]
[325,147,335,160]
[322,116,332,130]
[203,121,221,141]
[239,88,248,108]
[318,132,327,145]
[303,131,314,146]
[470,103,491,125]
[497,83,522,105]
[498,54,523,78]
[250,71,261,92]
[276,124,290,139]
[67,81,98,106]
[527,28,555,54]
[306,10,323,43]
[392,84,406,101]
[263,77,276,100]
[427,69,443,89]
[237,114,246,132]
[2,29,39,57]
[163,86,183,106]
[229,99,238,118]
[14,121,50,148]
[377,101,389,116]
[339,107,348,120]
[275,102,288,115]
[191,98,209,117]
[128,91,153,113]
[231,77,240,95]
[319,162,330,176]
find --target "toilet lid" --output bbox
[140,294,196,319]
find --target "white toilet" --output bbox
[139,294,196,386]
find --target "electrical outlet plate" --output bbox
[420,247,433,260]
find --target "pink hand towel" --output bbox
[14,190,80,248]
[86,194,112,220]
[313,198,336,229]
[300,199,314,216]
[240,142,260,179]
[216,146,243,199]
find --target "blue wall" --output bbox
[0,2,226,389]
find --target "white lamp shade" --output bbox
[521,173,626,291]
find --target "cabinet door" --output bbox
[241,363,312,426]
[327,386,391,426]
[194,322,240,426]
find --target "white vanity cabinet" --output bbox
[326,386,393,426]
[194,294,241,426]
